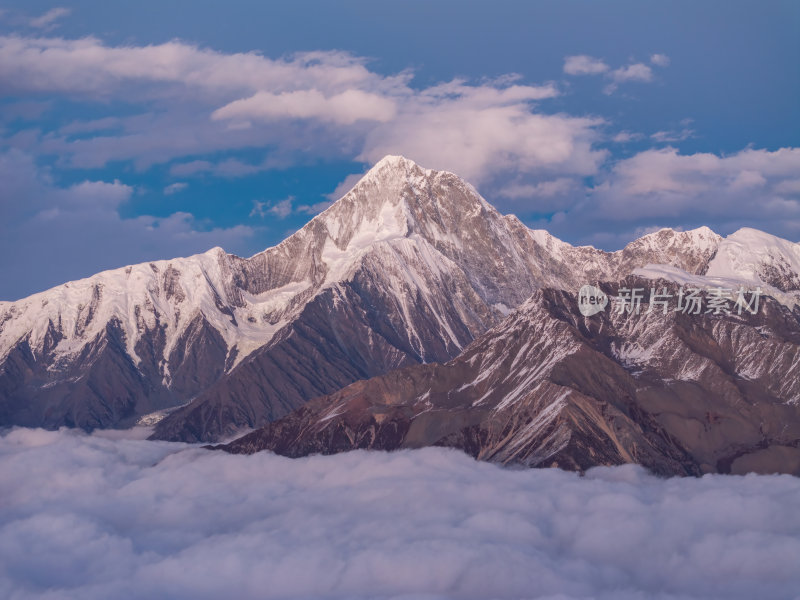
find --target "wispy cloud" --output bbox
[564,53,667,95]
[163,182,188,195]
[650,53,671,67]
[651,128,694,143]
[28,7,70,30]
[612,131,645,143]
[563,55,609,75]
[211,89,397,126]
[268,197,293,218]
[250,197,295,219]
[650,119,695,143]
[297,200,334,215]
[610,62,653,83]
[498,178,578,200]
[603,62,655,94]
[325,173,364,202]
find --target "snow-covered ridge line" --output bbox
[0,155,504,375]
[1,154,799,387]
[633,227,800,308]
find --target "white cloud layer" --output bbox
[0,36,391,98]
[358,81,603,184]
[0,35,594,186]
[1,31,798,270]
[538,146,800,247]
[594,146,800,220]
[1,427,799,600]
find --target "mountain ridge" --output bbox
[221,279,800,476]
[1,155,798,441]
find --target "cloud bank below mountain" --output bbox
[1,427,798,600]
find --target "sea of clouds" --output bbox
[1,427,799,600]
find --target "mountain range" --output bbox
[223,280,800,476]
[2,156,799,473]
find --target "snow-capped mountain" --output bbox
[222,278,800,476]
[1,155,798,442]
[148,158,727,442]
[705,227,800,291]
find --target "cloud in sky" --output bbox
[170,158,270,179]
[564,54,665,94]
[0,27,797,297]
[0,32,613,298]
[0,150,253,299]
[0,36,393,98]
[211,89,398,125]
[163,182,187,195]
[537,146,800,247]
[650,53,671,67]
[297,200,334,215]
[358,81,603,185]
[563,54,610,75]
[597,146,800,204]
[250,197,296,219]
[610,62,653,83]
[1,427,799,600]
[28,7,70,30]
[496,178,581,213]
[651,127,695,143]
[612,131,644,143]
[268,197,293,218]
[0,34,578,184]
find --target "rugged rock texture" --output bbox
[149,160,724,442]
[2,155,797,443]
[222,280,800,476]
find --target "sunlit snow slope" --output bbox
[1,156,797,441]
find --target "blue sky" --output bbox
[0,0,798,300]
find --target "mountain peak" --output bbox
[622,226,721,258]
[371,154,421,170]
[636,225,720,242]
[728,227,796,246]
[354,155,432,194]
[310,155,489,247]
[704,227,800,289]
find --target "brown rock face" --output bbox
[221,281,800,476]
[149,163,723,443]
[5,157,798,449]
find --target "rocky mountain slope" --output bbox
[150,162,728,442]
[222,278,800,476]
[1,156,797,444]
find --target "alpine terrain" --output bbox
[223,277,800,475]
[2,157,799,466]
